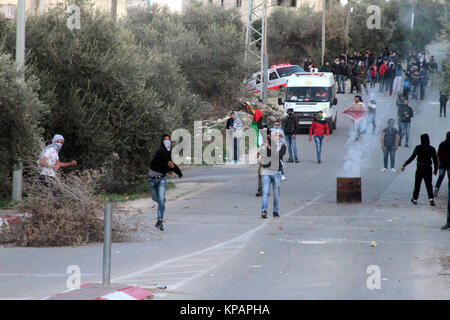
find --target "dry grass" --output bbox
[0,164,128,247]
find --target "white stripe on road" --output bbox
[112,194,323,294]
[0,273,97,278]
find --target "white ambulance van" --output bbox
[278,72,338,134]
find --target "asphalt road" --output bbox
[0,43,449,300]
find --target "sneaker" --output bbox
[155,219,164,231]
[273,211,280,218]
[433,188,439,198]
[287,158,294,163]
[430,199,435,206]
[261,211,267,219]
[405,144,409,148]
[318,160,321,164]
[281,175,287,181]
[411,198,418,205]
[380,168,387,172]
[255,191,262,197]
[295,158,299,163]
[391,168,396,172]
[441,223,450,230]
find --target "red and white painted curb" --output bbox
[95,286,153,300]
[43,283,154,300]
[0,216,21,227]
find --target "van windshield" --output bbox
[276,65,304,78]
[286,87,330,102]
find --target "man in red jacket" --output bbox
[378,60,389,93]
[309,111,330,164]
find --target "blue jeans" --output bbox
[419,82,427,100]
[399,122,410,146]
[383,147,396,169]
[314,135,324,161]
[148,177,166,220]
[367,113,376,133]
[336,74,345,92]
[366,70,371,83]
[356,118,367,137]
[286,135,298,159]
[379,76,385,92]
[411,85,419,99]
[384,78,393,95]
[261,171,281,213]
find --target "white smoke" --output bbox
[339,89,398,177]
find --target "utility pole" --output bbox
[321,0,326,66]
[261,0,268,104]
[111,0,117,20]
[409,0,417,30]
[245,0,268,104]
[12,0,26,202]
[344,0,351,53]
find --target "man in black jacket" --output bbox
[434,131,450,196]
[148,134,183,231]
[397,98,413,147]
[335,59,347,93]
[439,91,448,117]
[435,132,450,230]
[401,134,438,206]
[320,61,332,72]
[304,57,312,72]
[283,109,299,163]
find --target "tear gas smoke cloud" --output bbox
[339,90,399,177]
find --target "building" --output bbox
[0,0,127,19]
[127,0,184,11]
[1,0,322,21]
[127,0,322,21]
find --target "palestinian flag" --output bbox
[251,109,263,147]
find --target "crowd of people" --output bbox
[304,48,444,105]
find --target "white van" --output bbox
[278,72,338,133]
[248,64,305,93]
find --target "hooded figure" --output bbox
[149,134,183,231]
[402,134,438,206]
[435,131,450,199]
[366,92,377,133]
[38,134,77,178]
[38,134,64,176]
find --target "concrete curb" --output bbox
[43,283,154,300]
